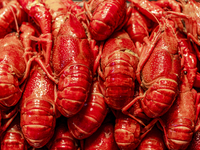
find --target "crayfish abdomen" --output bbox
[114,113,141,150]
[47,117,79,150]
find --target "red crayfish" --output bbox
[97,30,139,110]
[19,22,57,148]
[114,111,158,150]
[137,126,166,150]
[20,60,56,148]
[52,13,94,118]
[157,33,199,150]
[124,5,151,45]
[123,18,181,118]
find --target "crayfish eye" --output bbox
[184,70,187,74]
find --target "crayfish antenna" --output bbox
[10,5,19,35]
[83,0,93,21]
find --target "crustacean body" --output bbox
[20,26,57,149]
[128,0,164,23]
[158,74,198,150]
[52,13,93,118]
[123,19,181,118]
[156,27,199,150]
[0,34,25,109]
[124,6,150,45]
[137,126,166,150]
[162,0,200,45]
[20,61,56,148]
[153,0,200,62]
[98,30,139,110]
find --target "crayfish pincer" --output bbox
[52,13,94,118]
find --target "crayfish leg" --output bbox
[83,0,93,21]
[140,118,159,137]
[157,118,171,149]
[122,95,146,126]
[29,33,53,66]
[0,106,18,136]
[93,41,103,75]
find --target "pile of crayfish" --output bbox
[2,0,200,149]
